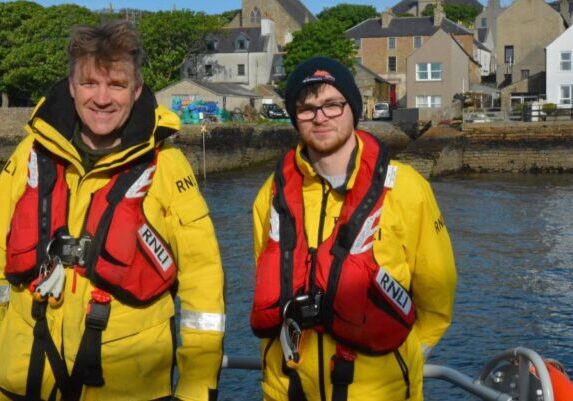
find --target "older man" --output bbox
[0,21,224,401]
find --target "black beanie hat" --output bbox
[284,56,362,129]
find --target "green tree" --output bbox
[317,3,378,31]
[137,10,224,91]
[283,19,356,78]
[422,3,480,27]
[220,9,241,24]
[0,4,99,104]
[0,1,43,105]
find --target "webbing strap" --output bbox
[26,301,73,401]
[282,360,308,401]
[330,356,354,401]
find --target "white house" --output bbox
[184,19,280,89]
[546,24,573,106]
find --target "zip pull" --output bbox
[306,248,317,293]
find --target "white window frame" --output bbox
[560,51,572,71]
[237,64,246,76]
[354,38,361,49]
[561,85,572,105]
[413,36,422,49]
[416,63,442,81]
[388,37,396,49]
[416,95,442,108]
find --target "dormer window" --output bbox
[250,7,261,24]
[206,39,218,51]
[235,35,249,51]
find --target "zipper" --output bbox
[394,349,411,399]
[316,180,330,401]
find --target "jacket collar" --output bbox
[294,131,363,193]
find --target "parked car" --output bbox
[373,102,391,120]
[261,103,288,119]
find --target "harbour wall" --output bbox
[2,108,573,177]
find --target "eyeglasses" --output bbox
[296,101,347,121]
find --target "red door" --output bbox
[390,84,397,109]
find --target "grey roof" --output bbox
[474,37,490,51]
[277,0,317,25]
[207,27,268,53]
[355,62,388,83]
[346,16,473,38]
[477,27,488,43]
[391,0,483,14]
[190,80,261,97]
[391,0,418,15]
[548,0,573,15]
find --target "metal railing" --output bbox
[221,346,556,401]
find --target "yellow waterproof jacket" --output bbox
[252,133,456,401]
[0,82,225,401]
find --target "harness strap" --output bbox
[70,290,111,398]
[26,301,74,401]
[282,359,308,401]
[330,345,356,401]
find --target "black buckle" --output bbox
[284,293,322,329]
[51,234,92,266]
[85,302,110,331]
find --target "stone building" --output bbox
[347,4,475,107]
[227,0,316,47]
[495,0,568,88]
[391,0,482,16]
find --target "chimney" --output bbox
[560,0,571,26]
[381,11,394,28]
[433,1,445,26]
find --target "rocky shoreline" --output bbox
[2,108,573,178]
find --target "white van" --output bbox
[373,102,391,120]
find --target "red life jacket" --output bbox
[5,144,177,306]
[251,131,415,355]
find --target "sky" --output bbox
[11,0,408,15]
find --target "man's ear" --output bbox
[69,77,75,99]
[134,80,143,101]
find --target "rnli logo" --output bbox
[27,149,39,188]
[138,223,173,272]
[374,268,412,315]
[350,207,381,255]
[302,69,336,84]
[126,166,156,199]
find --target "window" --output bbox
[235,36,249,50]
[414,36,422,49]
[416,95,442,108]
[561,85,572,104]
[354,38,361,49]
[354,56,362,64]
[504,45,514,64]
[250,8,261,24]
[206,40,218,51]
[481,17,487,28]
[205,64,213,77]
[560,52,572,71]
[521,69,529,80]
[238,64,245,76]
[416,63,442,81]
[273,64,285,75]
[388,37,396,49]
[388,56,397,72]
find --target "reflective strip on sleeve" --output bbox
[0,285,9,303]
[180,309,225,332]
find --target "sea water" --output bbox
[199,166,573,401]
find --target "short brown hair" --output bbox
[67,20,145,81]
